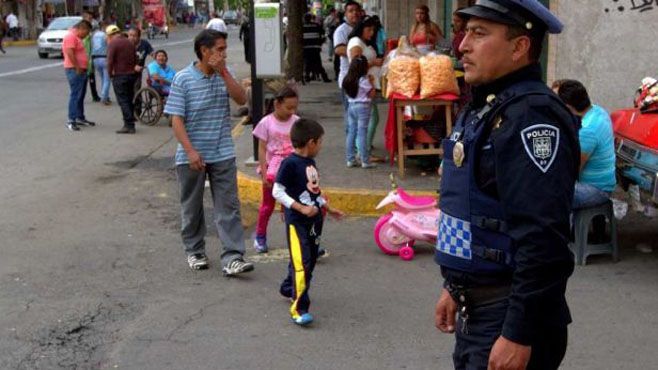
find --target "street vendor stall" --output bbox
[381,37,461,177]
[385,92,458,177]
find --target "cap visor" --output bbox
[456,5,519,27]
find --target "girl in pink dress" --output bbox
[252,87,300,252]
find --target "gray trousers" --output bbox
[176,158,245,266]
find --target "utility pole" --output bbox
[249,0,263,162]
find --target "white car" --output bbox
[38,16,82,59]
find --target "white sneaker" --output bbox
[187,253,209,270]
[222,258,255,276]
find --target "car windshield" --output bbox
[47,18,80,31]
[224,11,237,19]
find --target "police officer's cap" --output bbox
[457,0,563,34]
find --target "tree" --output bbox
[286,0,305,82]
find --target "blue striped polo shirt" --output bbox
[164,62,235,165]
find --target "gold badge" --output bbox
[453,141,465,167]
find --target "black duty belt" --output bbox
[446,282,511,334]
[92,55,106,59]
[448,283,510,307]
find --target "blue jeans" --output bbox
[93,57,111,101]
[341,88,349,134]
[573,182,610,209]
[65,68,87,122]
[346,102,371,164]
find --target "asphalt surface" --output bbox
[0,27,657,370]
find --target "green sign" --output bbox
[255,6,278,19]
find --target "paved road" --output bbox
[1,27,657,370]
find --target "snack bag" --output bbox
[419,53,460,98]
[383,36,421,98]
[387,56,421,98]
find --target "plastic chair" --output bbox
[570,200,619,265]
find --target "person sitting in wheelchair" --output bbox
[147,49,176,96]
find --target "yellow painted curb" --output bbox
[237,171,436,217]
[5,40,37,47]
[232,117,436,219]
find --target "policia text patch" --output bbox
[520,124,560,173]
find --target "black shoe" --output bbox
[116,126,136,134]
[66,122,80,131]
[76,118,96,127]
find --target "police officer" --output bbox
[433,1,580,370]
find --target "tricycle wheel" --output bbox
[374,214,412,255]
[399,245,415,261]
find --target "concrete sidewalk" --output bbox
[234,70,442,217]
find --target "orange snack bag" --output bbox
[387,56,421,98]
[419,53,460,98]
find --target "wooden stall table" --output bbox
[384,92,459,177]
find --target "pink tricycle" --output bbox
[373,177,439,261]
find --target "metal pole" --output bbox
[250,0,263,161]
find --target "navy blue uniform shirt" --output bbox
[276,153,324,225]
[442,64,579,345]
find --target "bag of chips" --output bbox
[419,53,460,98]
[383,36,421,98]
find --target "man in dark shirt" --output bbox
[238,18,251,64]
[127,28,153,91]
[107,26,138,134]
[302,13,330,83]
[434,1,580,370]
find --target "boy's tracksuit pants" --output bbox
[280,217,323,320]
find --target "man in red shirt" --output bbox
[106,25,139,134]
[63,20,95,131]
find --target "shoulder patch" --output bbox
[520,124,560,173]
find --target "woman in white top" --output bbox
[347,16,382,89]
[346,16,384,162]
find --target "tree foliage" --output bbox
[213,0,250,11]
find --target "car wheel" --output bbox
[38,52,48,59]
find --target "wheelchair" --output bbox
[133,71,169,126]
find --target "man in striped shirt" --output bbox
[164,30,254,276]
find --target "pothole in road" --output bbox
[14,302,138,370]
